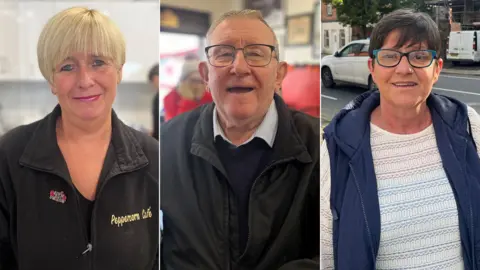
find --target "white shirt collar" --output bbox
[213,99,278,147]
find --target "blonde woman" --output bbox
[0,7,158,270]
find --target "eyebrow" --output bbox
[391,41,426,49]
[61,54,106,62]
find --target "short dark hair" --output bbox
[148,63,159,82]
[368,9,441,59]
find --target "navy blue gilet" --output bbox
[323,90,480,270]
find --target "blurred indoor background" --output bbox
[160,0,321,120]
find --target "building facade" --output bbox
[321,2,352,55]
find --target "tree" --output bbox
[323,0,432,39]
[323,0,380,39]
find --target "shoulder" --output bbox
[202,92,213,102]
[288,108,320,145]
[467,106,480,149]
[163,90,179,103]
[467,106,480,136]
[468,106,480,125]
[121,123,158,160]
[160,104,206,149]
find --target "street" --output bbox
[321,73,480,124]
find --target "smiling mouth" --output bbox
[74,95,101,101]
[392,82,418,87]
[227,87,254,93]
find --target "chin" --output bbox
[390,95,425,109]
[75,106,109,121]
[226,108,256,121]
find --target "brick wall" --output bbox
[321,2,337,22]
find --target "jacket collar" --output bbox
[19,104,148,179]
[191,94,312,164]
[323,89,469,158]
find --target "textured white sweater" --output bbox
[320,107,480,269]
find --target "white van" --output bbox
[447,30,480,64]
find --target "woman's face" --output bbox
[186,72,205,99]
[51,52,121,121]
[368,30,443,110]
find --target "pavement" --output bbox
[321,73,480,126]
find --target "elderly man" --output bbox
[160,10,319,270]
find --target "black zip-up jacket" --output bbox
[0,105,159,270]
[160,95,319,270]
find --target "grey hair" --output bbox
[206,9,280,60]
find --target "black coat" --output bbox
[0,105,159,270]
[160,95,320,270]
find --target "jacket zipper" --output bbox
[88,174,109,270]
[470,205,475,269]
[226,181,231,270]
[22,162,149,269]
[467,148,476,269]
[448,139,476,269]
[239,157,295,261]
[72,190,92,265]
[460,139,477,269]
[349,163,376,265]
[19,164,92,266]
[88,163,149,270]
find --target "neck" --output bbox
[57,110,112,143]
[372,99,431,134]
[218,111,265,146]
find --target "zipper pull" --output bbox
[82,243,93,255]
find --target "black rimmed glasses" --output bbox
[205,44,278,67]
[373,49,437,68]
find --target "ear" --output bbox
[199,61,209,85]
[50,86,57,95]
[432,58,443,84]
[49,80,57,95]
[117,65,123,84]
[274,61,288,91]
[368,58,375,73]
[368,58,377,85]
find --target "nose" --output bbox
[230,50,251,76]
[78,65,95,89]
[395,55,413,74]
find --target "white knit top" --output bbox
[320,107,480,269]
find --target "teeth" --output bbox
[394,83,415,86]
[228,87,253,92]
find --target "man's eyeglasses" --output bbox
[205,44,278,67]
[373,49,437,68]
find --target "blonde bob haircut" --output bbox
[37,7,126,83]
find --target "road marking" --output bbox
[433,87,480,96]
[440,74,480,81]
[321,94,338,100]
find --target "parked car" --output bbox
[321,39,375,90]
[446,30,480,65]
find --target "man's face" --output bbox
[199,18,287,123]
[368,30,443,110]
